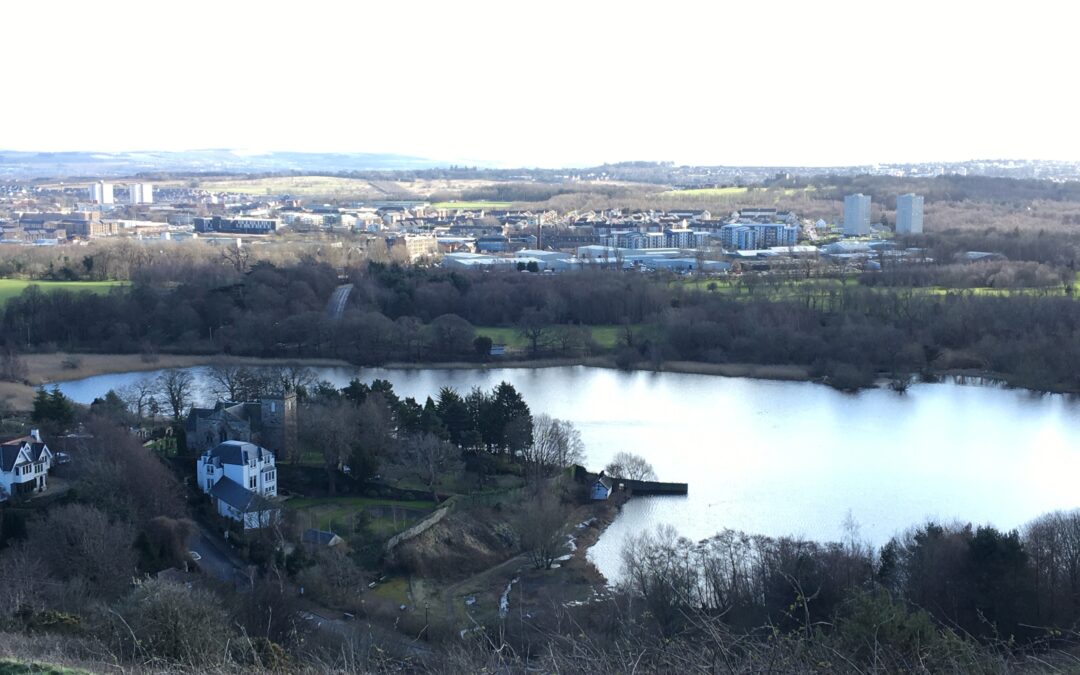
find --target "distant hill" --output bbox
[0,149,446,179]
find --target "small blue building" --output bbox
[591,474,613,501]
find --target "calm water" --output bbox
[57,366,1080,580]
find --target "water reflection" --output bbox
[57,365,1080,580]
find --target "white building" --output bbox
[128,183,153,205]
[89,181,114,205]
[0,430,52,500]
[896,193,924,235]
[843,194,871,236]
[196,441,279,529]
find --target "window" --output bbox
[249,476,256,489]
[266,470,275,481]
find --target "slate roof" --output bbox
[0,437,48,472]
[302,529,344,546]
[207,440,273,466]
[210,477,275,513]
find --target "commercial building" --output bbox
[719,222,798,250]
[193,216,280,234]
[89,181,114,205]
[128,183,153,205]
[895,193,924,234]
[843,193,871,236]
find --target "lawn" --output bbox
[429,201,512,210]
[476,324,630,350]
[286,496,435,537]
[0,279,127,304]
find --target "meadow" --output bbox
[430,201,513,210]
[0,279,126,304]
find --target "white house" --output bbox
[0,430,53,500]
[196,441,279,529]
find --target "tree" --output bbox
[157,369,195,421]
[517,496,568,570]
[0,342,27,382]
[517,307,554,357]
[605,451,657,481]
[111,578,232,666]
[116,376,158,420]
[206,362,253,401]
[521,414,585,483]
[300,399,360,494]
[26,503,137,599]
[427,313,476,357]
[473,334,493,358]
[30,386,75,434]
[399,432,462,502]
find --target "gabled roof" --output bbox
[210,477,275,513]
[594,476,612,490]
[0,437,48,472]
[207,441,273,466]
[302,529,344,546]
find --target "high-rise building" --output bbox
[128,183,153,205]
[843,193,871,236]
[89,181,114,205]
[895,193,924,235]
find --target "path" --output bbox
[326,283,354,320]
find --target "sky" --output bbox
[5,0,1079,167]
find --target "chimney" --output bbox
[29,429,41,443]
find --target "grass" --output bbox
[661,187,749,198]
[430,201,512,210]
[370,576,410,604]
[183,175,381,196]
[0,279,126,304]
[286,496,435,537]
[475,324,631,350]
[0,661,90,675]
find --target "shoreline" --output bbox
[0,350,1061,412]
[0,353,353,410]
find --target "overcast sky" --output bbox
[6,0,1077,167]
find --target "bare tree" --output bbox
[0,342,27,382]
[517,496,568,570]
[117,376,159,420]
[400,432,462,502]
[157,369,195,421]
[521,414,585,483]
[205,362,252,401]
[605,451,657,481]
[270,365,317,395]
[220,242,251,274]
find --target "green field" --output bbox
[476,324,629,350]
[0,279,127,304]
[286,496,435,536]
[661,187,749,198]
[430,201,512,210]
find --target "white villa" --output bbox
[0,430,53,500]
[196,440,279,529]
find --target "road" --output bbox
[187,528,250,587]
